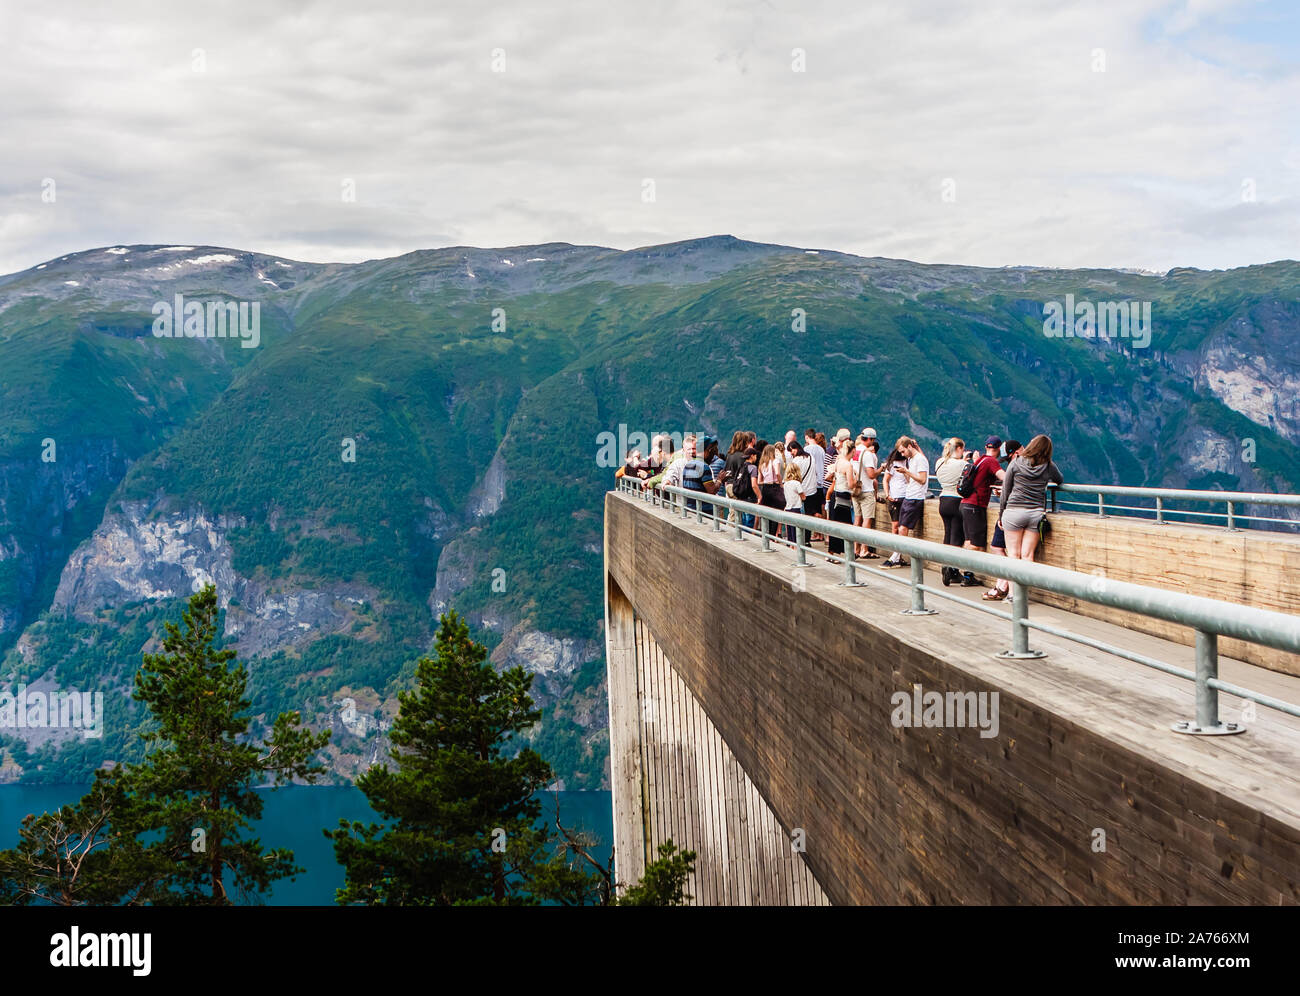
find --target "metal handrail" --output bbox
[1052,483,1300,507]
[1049,483,1300,532]
[915,476,1300,530]
[614,477,1300,735]
[916,474,1300,526]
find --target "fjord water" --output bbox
[0,785,613,905]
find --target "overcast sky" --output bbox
[1,0,1297,275]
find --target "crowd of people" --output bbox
[615,426,1063,601]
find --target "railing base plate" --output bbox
[995,650,1049,660]
[1171,720,1247,736]
[837,582,868,588]
[900,608,938,616]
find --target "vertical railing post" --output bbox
[712,500,721,531]
[1197,630,1218,728]
[1172,631,1244,735]
[839,535,864,587]
[761,513,771,551]
[1226,501,1236,531]
[1155,495,1164,524]
[796,524,808,566]
[899,556,935,613]
[1098,493,1105,517]
[996,585,1046,658]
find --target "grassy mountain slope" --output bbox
[1,237,1297,787]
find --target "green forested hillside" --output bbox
[1,238,1297,786]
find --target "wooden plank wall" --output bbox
[870,500,1300,676]
[604,571,646,890]
[604,570,829,904]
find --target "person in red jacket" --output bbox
[958,435,1007,587]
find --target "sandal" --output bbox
[982,588,1008,601]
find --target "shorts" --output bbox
[961,503,988,547]
[852,491,875,523]
[887,498,903,524]
[803,491,824,517]
[1000,507,1044,533]
[899,498,924,530]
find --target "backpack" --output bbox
[725,454,756,501]
[956,456,982,499]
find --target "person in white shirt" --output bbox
[903,441,929,500]
[878,443,908,565]
[934,437,967,585]
[884,436,928,566]
[782,458,805,545]
[800,435,827,540]
[851,431,880,558]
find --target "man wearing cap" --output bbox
[958,435,1009,586]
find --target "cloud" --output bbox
[0,0,1296,274]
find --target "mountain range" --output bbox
[2,235,1298,787]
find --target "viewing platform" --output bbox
[604,482,1300,905]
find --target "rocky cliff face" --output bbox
[0,439,129,643]
[1194,308,1300,444]
[495,627,601,680]
[53,497,372,657]
[54,500,241,617]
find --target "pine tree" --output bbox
[616,841,696,906]
[0,585,330,905]
[125,584,330,904]
[329,610,701,906]
[328,610,558,905]
[0,769,157,906]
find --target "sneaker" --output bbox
[941,567,955,587]
[960,573,981,587]
[882,558,902,568]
